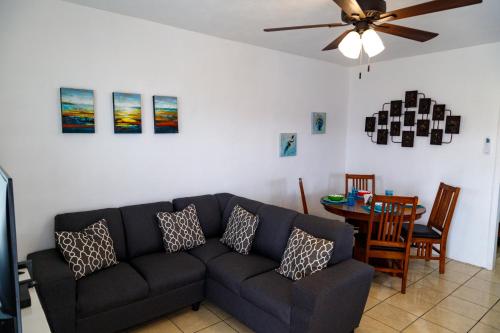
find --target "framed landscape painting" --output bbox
[113,92,142,134]
[153,96,178,133]
[311,112,326,134]
[280,133,297,157]
[60,88,95,133]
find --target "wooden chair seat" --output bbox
[402,224,441,239]
[405,182,460,274]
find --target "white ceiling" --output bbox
[63,0,500,66]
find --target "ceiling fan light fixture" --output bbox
[361,29,385,57]
[338,31,362,59]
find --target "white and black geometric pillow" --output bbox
[55,219,118,280]
[276,228,334,281]
[220,205,259,255]
[157,204,206,253]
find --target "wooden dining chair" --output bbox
[298,178,308,214]
[365,195,418,293]
[407,183,460,274]
[345,174,376,196]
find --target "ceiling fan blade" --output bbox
[322,29,353,51]
[263,23,346,32]
[374,24,439,42]
[332,0,366,19]
[379,0,482,23]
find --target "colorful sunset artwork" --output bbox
[60,88,95,133]
[113,92,142,134]
[153,96,178,133]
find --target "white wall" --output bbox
[346,43,500,269]
[0,0,350,259]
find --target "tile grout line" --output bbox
[365,262,438,331]
[366,260,491,332]
[399,267,481,332]
[466,298,500,332]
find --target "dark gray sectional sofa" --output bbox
[27,193,374,333]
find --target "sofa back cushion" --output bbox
[173,195,223,238]
[222,196,297,262]
[253,204,297,262]
[120,202,173,258]
[55,208,127,261]
[214,193,235,217]
[292,214,353,265]
[222,196,263,230]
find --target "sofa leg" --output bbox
[192,302,201,311]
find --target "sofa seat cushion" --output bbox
[188,238,230,264]
[241,271,293,325]
[207,252,278,295]
[131,252,205,295]
[77,263,148,318]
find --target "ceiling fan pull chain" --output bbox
[359,48,364,79]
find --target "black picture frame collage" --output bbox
[364,90,461,147]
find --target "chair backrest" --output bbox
[298,178,308,214]
[427,183,461,236]
[345,174,376,196]
[367,195,418,250]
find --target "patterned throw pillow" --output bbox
[220,205,259,255]
[157,204,206,253]
[276,228,334,281]
[55,219,118,280]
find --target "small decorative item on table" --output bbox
[347,193,356,207]
[385,190,394,196]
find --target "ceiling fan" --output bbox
[264,0,483,59]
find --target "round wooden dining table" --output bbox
[322,200,426,222]
[322,199,426,260]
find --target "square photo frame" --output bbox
[445,115,461,134]
[418,98,431,114]
[390,121,401,137]
[378,111,388,126]
[365,117,376,132]
[390,100,403,117]
[402,131,415,148]
[404,111,416,127]
[431,129,443,145]
[377,129,388,145]
[433,104,446,121]
[416,119,430,136]
[405,91,418,108]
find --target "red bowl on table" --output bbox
[358,190,371,196]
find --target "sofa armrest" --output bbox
[291,259,374,333]
[28,249,76,333]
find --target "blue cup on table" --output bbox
[385,190,394,196]
[347,194,355,206]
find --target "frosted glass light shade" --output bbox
[362,29,385,57]
[338,31,362,59]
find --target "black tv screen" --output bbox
[0,166,21,332]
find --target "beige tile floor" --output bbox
[128,251,500,333]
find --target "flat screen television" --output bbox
[0,166,21,333]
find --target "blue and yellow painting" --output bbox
[113,92,142,134]
[153,96,178,133]
[60,88,95,133]
[280,133,297,157]
[312,112,326,134]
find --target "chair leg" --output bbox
[425,243,431,261]
[401,258,409,294]
[439,243,446,274]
